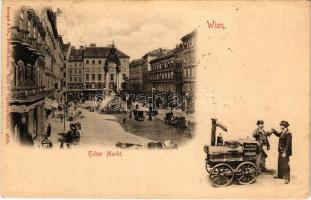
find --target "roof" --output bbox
[149,50,175,64]
[84,47,130,59]
[68,49,84,61]
[142,48,170,58]
[181,30,197,42]
[129,59,145,66]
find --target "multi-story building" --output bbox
[128,48,169,93]
[9,7,67,145]
[149,50,176,93]
[148,31,196,112]
[174,44,184,95]
[61,42,71,89]
[39,8,65,99]
[180,31,196,93]
[66,46,84,100]
[128,59,145,92]
[83,43,130,99]
[142,48,170,92]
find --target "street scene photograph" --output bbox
[8,5,196,149]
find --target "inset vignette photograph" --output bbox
[7,5,196,149]
[0,0,310,199]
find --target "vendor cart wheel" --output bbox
[235,162,258,185]
[209,163,234,187]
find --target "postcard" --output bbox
[0,0,310,198]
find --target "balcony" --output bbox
[11,27,30,46]
[11,27,44,56]
[10,85,45,103]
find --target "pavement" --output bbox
[37,103,192,148]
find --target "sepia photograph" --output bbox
[8,5,196,149]
[1,0,310,198]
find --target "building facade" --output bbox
[39,8,65,99]
[148,31,196,112]
[83,44,130,99]
[180,31,196,93]
[128,59,145,92]
[61,42,70,89]
[128,48,169,93]
[9,7,66,145]
[66,46,84,100]
[149,51,176,93]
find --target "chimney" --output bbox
[79,46,84,49]
[211,118,217,146]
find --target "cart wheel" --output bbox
[209,163,234,187]
[235,162,258,185]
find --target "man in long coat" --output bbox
[271,120,292,184]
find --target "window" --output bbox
[74,77,77,82]
[69,77,72,81]
[110,74,114,81]
[79,77,82,82]
[86,60,89,64]
[122,74,126,80]
[79,69,82,74]
[74,63,77,67]
[91,67,95,73]
[64,72,66,78]
[98,74,101,80]
[86,74,89,81]
[69,69,72,74]
[92,60,95,64]
[98,60,102,64]
[85,67,89,72]
[92,74,95,81]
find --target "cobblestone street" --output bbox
[41,100,193,149]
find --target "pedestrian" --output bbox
[252,120,271,172]
[46,123,51,137]
[129,109,132,119]
[123,111,127,124]
[271,121,292,184]
[148,106,152,121]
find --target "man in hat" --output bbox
[271,120,292,184]
[252,120,271,172]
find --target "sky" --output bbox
[56,1,198,59]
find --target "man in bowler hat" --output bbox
[271,121,292,184]
[252,120,271,172]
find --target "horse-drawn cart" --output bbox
[133,109,145,121]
